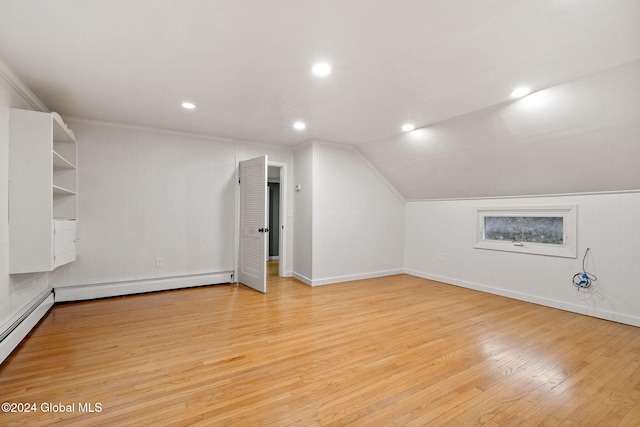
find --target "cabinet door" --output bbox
[54,220,77,268]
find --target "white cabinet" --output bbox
[54,219,77,269]
[9,109,78,274]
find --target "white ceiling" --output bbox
[1,0,639,147]
[1,1,639,199]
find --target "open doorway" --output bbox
[236,157,288,292]
[267,162,287,279]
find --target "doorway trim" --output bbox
[268,161,288,278]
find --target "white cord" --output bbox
[572,248,597,291]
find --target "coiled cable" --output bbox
[572,248,597,291]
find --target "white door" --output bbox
[238,155,268,293]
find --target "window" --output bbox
[474,205,577,258]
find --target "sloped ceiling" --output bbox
[0,0,639,199]
[359,60,640,199]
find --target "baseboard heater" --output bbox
[0,289,55,364]
[0,272,232,365]
[54,271,234,303]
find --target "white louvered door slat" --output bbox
[238,155,268,293]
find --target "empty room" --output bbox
[1,1,640,425]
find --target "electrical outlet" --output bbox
[438,253,444,261]
[156,257,164,267]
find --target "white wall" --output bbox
[309,141,405,285]
[49,120,295,290]
[405,193,640,326]
[293,141,313,283]
[0,65,50,331]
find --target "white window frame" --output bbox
[474,205,577,258]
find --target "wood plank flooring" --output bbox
[1,263,640,426]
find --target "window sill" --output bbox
[474,240,577,258]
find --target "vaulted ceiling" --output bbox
[1,0,639,199]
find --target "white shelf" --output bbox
[52,184,77,195]
[52,112,76,143]
[9,109,78,274]
[53,150,75,169]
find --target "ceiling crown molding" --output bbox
[0,58,48,112]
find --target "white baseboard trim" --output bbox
[1,292,54,365]
[292,272,312,286]
[268,256,280,261]
[54,272,234,302]
[405,268,640,327]
[311,269,404,287]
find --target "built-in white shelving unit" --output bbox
[9,109,78,274]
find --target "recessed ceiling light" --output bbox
[312,62,331,77]
[510,87,531,98]
[181,102,196,109]
[402,123,415,132]
[293,121,306,130]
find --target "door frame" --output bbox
[268,161,288,278]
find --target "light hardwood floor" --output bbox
[1,262,640,426]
